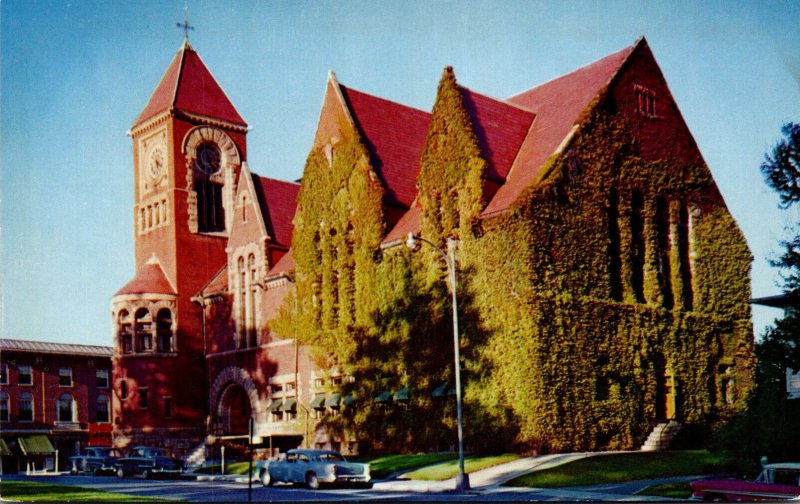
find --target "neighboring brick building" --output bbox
[111,36,753,458]
[0,339,113,473]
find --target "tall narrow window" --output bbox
[0,363,8,384]
[135,308,153,352]
[119,310,133,354]
[140,388,149,410]
[58,393,75,422]
[120,380,128,400]
[237,256,246,348]
[164,396,173,419]
[96,369,109,388]
[156,308,173,352]
[629,190,645,303]
[607,189,622,301]
[194,142,225,233]
[96,395,110,423]
[655,197,673,309]
[19,392,33,422]
[59,368,73,387]
[0,392,9,422]
[18,365,33,385]
[678,203,693,310]
[247,253,257,347]
[241,195,247,223]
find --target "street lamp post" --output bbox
[405,233,470,492]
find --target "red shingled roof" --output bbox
[132,43,246,129]
[483,40,639,215]
[115,256,176,296]
[252,174,300,248]
[383,203,422,245]
[339,85,430,209]
[267,250,295,278]
[460,88,535,182]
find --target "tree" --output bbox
[713,123,800,468]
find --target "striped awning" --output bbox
[324,393,341,408]
[310,394,326,409]
[280,397,297,412]
[268,399,283,412]
[18,435,54,455]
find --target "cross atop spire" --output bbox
[176,1,194,42]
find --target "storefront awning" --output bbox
[324,393,341,408]
[375,391,392,403]
[393,387,410,401]
[0,438,11,456]
[18,435,54,455]
[268,399,283,412]
[310,394,326,409]
[342,395,355,407]
[280,397,297,412]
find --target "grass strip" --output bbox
[403,453,522,481]
[506,450,728,488]
[352,453,457,480]
[0,481,171,502]
[636,482,693,499]
[193,461,252,475]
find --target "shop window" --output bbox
[19,392,33,422]
[0,392,9,422]
[18,365,33,385]
[59,367,73,387]
[96,369,109,388]
[156,308,173,352]
[58,393,75,422]
[96,395,110,423]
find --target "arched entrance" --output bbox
[654,354,676,421]
[219,384,252,436]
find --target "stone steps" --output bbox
[640,421,681,451]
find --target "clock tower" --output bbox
[111,40,248,455]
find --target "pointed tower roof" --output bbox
[132,42,247,130]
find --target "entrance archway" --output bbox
[219,384,252,435]
[655,354,676,421]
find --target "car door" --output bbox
[294,453,311,483]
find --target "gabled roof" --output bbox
[266,250,295,279]
[339,85,430,209]
[383,203,422,246]
[251,174,300,249]
[132,42,247,129]
[460,88,535,183]
[483,39,640,215]
[115,255,176,296]
[0,338,112,357]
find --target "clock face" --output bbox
[196,142,222,175]
[147,145,166,182]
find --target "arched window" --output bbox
[118,310,133,354]
[19,392,33,422]
[194,141,225,232]
[96,395,110,423]
[156,308,173,352]
[0,391,9,422]
[135,308,152,352]
[58,393,75,422]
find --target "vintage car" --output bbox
[115,446,183,478]
[690,462,800,501]
[254,449,371,489]
[68,447,122,475]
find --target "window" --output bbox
[18,365,33,385]
[314,378,325,388]
[655,197,673,309]
[96,369,109,388]
[677,203,693,311]
[58,393,75,422]
[156,308,173,352]
[59,368,73,387]
[119,310,133,354]
[140,388,149,410]
[135,309,152,352]
[0,363,8,384]
[607,189,622,301]
[96,395,110,423]
[271,384,283,395]
[284,382,295,392]
[330,376,342,387]
[237,256,246,348]
[19,392,33,421]
[247,254,257,347]
[629,190,645,303]
[164,396,172,418]
[241,195,247,223]
[634,84,657,118]
[120,380,128,400]
[0,392,8,422]
[195,179,225,232]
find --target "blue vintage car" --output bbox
[68,447,122,475]
[254,449,370,489]
[115,446,182,478]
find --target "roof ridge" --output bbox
[339,83,431,116]
[460,86,535,115]
[0,338,112,350]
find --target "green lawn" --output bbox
[506,450,729,488]
[636,482,693,499]
[0,481,171,502]
[352,453,458,480]
[192,461,252,475]
[403,453,522,481]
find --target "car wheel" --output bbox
[116,468,125,478]
[260,469,273,487]
[70,465,78,475]
[142,469,150,479]
[305,471,320,490]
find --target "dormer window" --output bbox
[634,84,657,118]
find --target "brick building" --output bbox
[111,37,753,459]
[0,339,113,473]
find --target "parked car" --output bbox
[115,446,183,478]
[690,462,800,501]
[254,449,371,489]
[68,447,122,475]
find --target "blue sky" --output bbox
[2,0,799,347]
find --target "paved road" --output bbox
[1,473,677,502]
